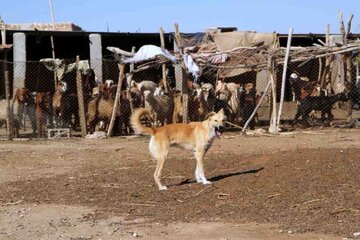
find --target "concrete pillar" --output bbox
[13,33,26,89]
[89,34,102,83]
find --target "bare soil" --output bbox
[1,128,360,239]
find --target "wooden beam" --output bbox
[268,53,278,134]
[1,24,12,140]
[276,27,293,129]
[174,23,188,123]
[160,27,169,93]
[127,47,136,114]
[75,56,87,137]
[107,64,125,137]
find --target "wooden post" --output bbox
[321,24,331,90]
[356,61,359,86]
[345,14,354,122]
[5,63,12,140]
[174,23,188,123]
[75,56,87,137]
[339,12,354,122]
[49,0,58,91]
[268,53,278,133]
[107,64,125,137]
[276,27,293,129]
[127,47,136,113]
[160,27,169,93]
[1,21,12,140]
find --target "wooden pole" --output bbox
[127,47,136,113]
[276,27,293,128]
[174,23,188,123]
[1,21,12,140]
[268,53,278,133]
[75,56,87,137]
[5,62,12,140]
[356,62,359,86]
[242,80,271,133]
[49,0,57,91]
[322,24,331,90]
[107,64,125,137]
[339,12,354,122]
[160,27,169,93]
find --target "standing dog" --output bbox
[131,108,226,190]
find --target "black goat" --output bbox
[294,93,348,125]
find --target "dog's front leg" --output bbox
[194,148,211,185]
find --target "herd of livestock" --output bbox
[0,68,354,138]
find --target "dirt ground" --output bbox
[1,128,360,239]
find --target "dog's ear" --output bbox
[206,111,216,119]
[217,108,224,115]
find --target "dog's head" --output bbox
[208,109,226,138]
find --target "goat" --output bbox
[87,87,131,135]
[144,90,173,126]
[129,86,143,110]
[294,93,348,126]
[131,80,157,93]
[239,83,258,129]
[289,73,319,102]
[192,88,208,121]
[0,100,21,137]
[52,81,67,127]
[97,79,114,96]
[35,92,52,138]
[215,80,241,122]
[53,81,79,129]
[13,87,37,135]
[200,83,233,120]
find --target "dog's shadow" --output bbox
[176,167,264,186]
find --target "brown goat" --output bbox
[13,87,37,136]
[87,88,132,135]
[35,92,52,138]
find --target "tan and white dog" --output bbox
[131,108,226,190]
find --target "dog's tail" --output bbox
[130,108,156,135]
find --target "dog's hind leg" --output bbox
[151,139,169,190]
[194,148,211,185]
[154,156,167,190]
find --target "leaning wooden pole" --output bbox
[75,56,87,137]
[242,80,271,134]
[160,27,169,93]
[107,64,125,137]
[276,27,293,129]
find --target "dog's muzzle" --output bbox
[215,125,224,139]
